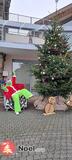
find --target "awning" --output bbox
[0,41,38,55]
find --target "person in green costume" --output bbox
[1,73,33,115]
[12,88,33,114]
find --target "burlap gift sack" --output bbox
[28,96,48,109]
[28,96,39,105]
[56,96,68,111]
[34,97,48,110]
[34,96,44,108]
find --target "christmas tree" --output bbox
[33,20,72,98]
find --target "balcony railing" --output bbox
[0,23,45,45]
[0,12,72,49]
[0,28,72,50]
[5,32,44,45]
[3,12,40,24]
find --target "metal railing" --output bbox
[0,29,72,49]
[0,12,72,47]
[3,12,40,24]
[0,25,72,48]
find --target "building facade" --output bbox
[0,0,11,97]
[0,2,72,96]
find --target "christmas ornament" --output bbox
[38,57,40,59]
[43,72,45,75]
[52,77,54,80]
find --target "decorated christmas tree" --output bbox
[33,20,72,98]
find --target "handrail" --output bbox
[3,12,40,24]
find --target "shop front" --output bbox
[12,60,36,94]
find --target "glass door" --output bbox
[13,60,36,91]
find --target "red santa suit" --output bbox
[2,74,32,114]
[3,75,25,100]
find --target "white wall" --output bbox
[6,33,44,45]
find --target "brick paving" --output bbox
[0,109,72,160]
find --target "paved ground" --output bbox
[0,108,72,160]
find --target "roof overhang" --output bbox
[0,41,71,55]
[35,3,72,25]
[0,41,38,55]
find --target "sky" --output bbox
[10,0,72,18]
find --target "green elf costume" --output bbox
[1,72,33,115]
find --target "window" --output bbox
[12,60,37,93]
